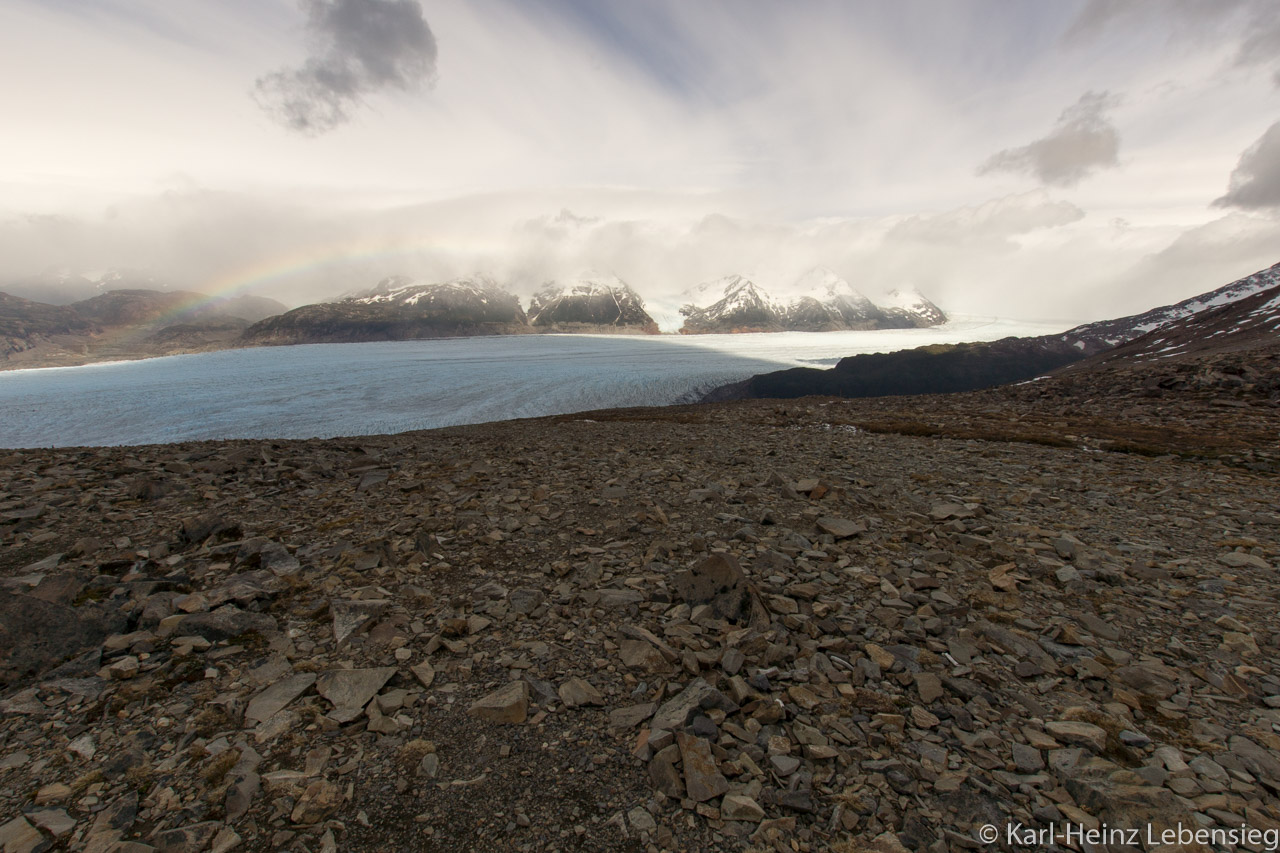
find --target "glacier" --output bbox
[0,316,1067,447]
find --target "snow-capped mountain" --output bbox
[244,275,527,345]
[705,260,1280,403]
[679,275,787,333]
[878,287,948,328]
[343,275,416,301]
[527,273,658,332]
[345,275,525,323]
[1061,262,1280,350]
[1072,265,1280,365]
[786,268,887,330]
[679,270,946,333]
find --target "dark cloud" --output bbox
[978,91,1121,187]
[255,0,437,135]
[1213,121,1280,209]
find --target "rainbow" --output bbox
[98,235,501,349]
[192,234,498,308]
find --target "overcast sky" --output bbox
[1,0,1277,322]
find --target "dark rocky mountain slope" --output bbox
[707,262,1280,402]
[528,275,659,333]
[242,277,528,346]
[703,336,1094,402]
[680,276,786,334]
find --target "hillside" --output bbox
[0,289,288,370]
[0,292,98,360]
[0,341,1276,851]
[1063,261,1280,349]
[703,336,1096,402]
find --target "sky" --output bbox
[0,0,1278,325]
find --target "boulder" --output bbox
[669,553,762,625]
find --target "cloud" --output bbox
[1237,18,1280,87]
[254,0,437,135]
[978,92,1121,187]
[3,184,1272,329]
[1213,120,1280,209]
[1066,0,1280,87]
[1090,211,1280,314]
[886,191,1085,243]
[496,191,1100,326]
[1064,0,1253,43]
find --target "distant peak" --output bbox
[719,274,759,292]
[447,273,502,290]
[882,286,929,306]
[574,270,629,286]
[540,271,635,296]
[794,267,866,300]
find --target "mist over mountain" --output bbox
[0,283,287,367]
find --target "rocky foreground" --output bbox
[1,351,1279,853]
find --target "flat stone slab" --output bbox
[1230,735,1280,782]
[929,502,973,521]
[557,677,604,708]
[316,667,395,723]
[595,589,645,607]
[914,672,944,703]
[245,673,316,725]
[816,516,867,538]
[1046,720,1107,753]
[651,678,737,731]
[1219,551,1269,569]
[170,606,277,642]
[721,794,765,822]
[677,732,728,802]
[330,599,389,644]
[468,681,529,724]
[0,816,43,853]
[608,703,655,730]
[28,808,76,838]
[410,661,435,688]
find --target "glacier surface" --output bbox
[0,317,1066,447]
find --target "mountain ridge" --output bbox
[679,270,946,334]
[0,287,288,367]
